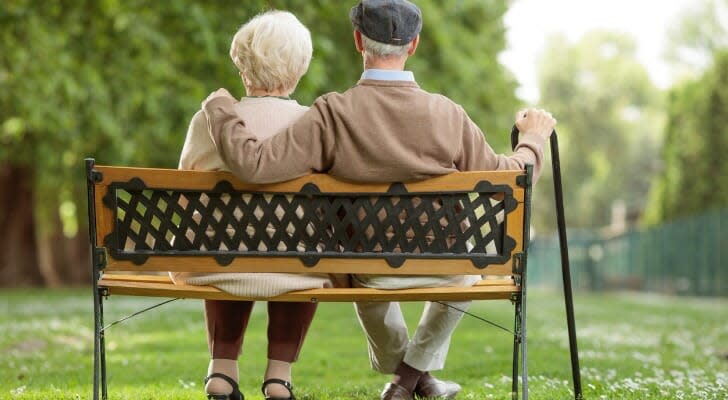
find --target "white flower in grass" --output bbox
[10,385,26,396]
[178,378,197,389]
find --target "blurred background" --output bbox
[0,0,725,296]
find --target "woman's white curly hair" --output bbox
[230,11,312,94]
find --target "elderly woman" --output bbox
[171,11,328,400]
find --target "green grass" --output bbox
[1,288,726,399]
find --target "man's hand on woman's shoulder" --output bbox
[202,88,235,109]
[515,108,557,140]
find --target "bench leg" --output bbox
[511,297,521,400]
[93,287,101,400]
[521,290,528,399]
[100,298,109,400]
[510,292,528,400]
[93,286,108,400]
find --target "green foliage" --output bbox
[534,31,664,231]
[0,0,516,233]
[645,0,728,223]
[665,0,728,78]
[645,51,728,223]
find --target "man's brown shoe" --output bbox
[380,382,414,400]
[414,375,461,399]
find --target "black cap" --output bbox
[350,0,422,45]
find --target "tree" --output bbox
[644,0,728,223]
[0,0,517,286]
[533,31,664,232]
[664,0,728,81]
[644,51,728,223]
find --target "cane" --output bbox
[511,126,583,400]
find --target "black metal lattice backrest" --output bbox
[102,179,520,268]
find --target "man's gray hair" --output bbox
[361,33,410,57]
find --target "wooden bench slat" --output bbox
[94,166,525,198]
[99,275,518,302]
[102,257,515,276]
[101,273,514,286]
[101,274,172,283]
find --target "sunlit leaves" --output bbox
[535,31,664,230]
[646,51,728,223]
[0,0,516,234]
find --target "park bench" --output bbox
[86,158,548,400]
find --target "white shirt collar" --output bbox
[360,69,416,81]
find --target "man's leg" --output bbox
[204,299,254,395]
[403,300,470,372]
[263,301,318,398]
[394,300,469,399]
[354,301,409,374]
[356,275,478,398]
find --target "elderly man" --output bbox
[202,1,556,399]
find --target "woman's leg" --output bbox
[263,301,317,397]
[205,299,255,395]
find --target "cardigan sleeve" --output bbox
[203,95,335,183]
[178,110,211,170]
[455,108,546,182]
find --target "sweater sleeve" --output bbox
[455,109,546,182]
[178,110,210,170]
[203,95,335,183]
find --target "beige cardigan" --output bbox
[204,79,546,184]
[170,97,335,297]
[203,79,547,289]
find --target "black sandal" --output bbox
[204,373,244,400]
[261,378,295,400]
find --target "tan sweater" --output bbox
[204,79,546,184]
[170,97,335,297]
[203,79,547,289]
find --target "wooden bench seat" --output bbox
[99,273,518,302]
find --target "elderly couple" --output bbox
[172,1,556,399]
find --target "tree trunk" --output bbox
[34,225,63,287]
[0,164,43,287]
[0,163,90,287]
[48,218,91,286]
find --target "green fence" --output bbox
[527,209,727,297]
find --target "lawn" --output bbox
[1,288,726,399]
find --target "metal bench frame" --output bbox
[85,158,581,400]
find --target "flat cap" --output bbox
[350,0,422,45]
